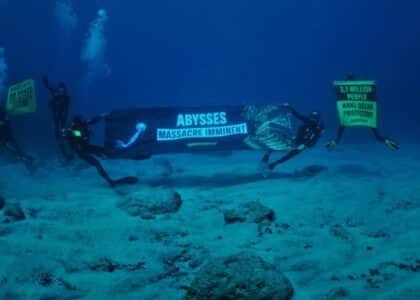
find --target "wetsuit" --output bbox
[43,77,73,159]
[43,77,70,138]
[261,105,324,171]
[64,115,138,187]
[0,108,34,169]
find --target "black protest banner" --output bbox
[104,104,295,158]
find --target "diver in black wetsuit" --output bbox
[42,76,70,138]
[325,74,400,151]
[0,106,34,170]
[62,114,139,187]
[259,103,324,174]
[42,76,75,160]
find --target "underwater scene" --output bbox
[1,0,420,299]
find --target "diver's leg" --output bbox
[53,110,61,139]
[371,128,386,143]
[58,105,69,132]
[258,151,274,177]
[86,145,140,185]
[57,138,75,161]
[261,151,273,163]
[4,139,34,169]
[57,111,65,133]
[4,137,22,155]
[87,145,107,158]
[77,150,138,187]
[268,149,302,170]
[77,151,114,186]
[62,104,69,128]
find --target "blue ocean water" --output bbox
[1,1,420,299]
[1,0,420,148]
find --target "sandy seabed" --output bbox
[1,143,420,299]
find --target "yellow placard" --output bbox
[6,79,37,115]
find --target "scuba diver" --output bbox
[0,106,34,170]
[62,114,139,188]
[259,103,324,175]
[42,76,70,138]
[325,74,400,151]
[42,76,75,160]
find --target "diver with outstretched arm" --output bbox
[62,114,139,188]
[259,103,324,175]
[325,73,400,151]
[42,75,75,160]
[325,125,399,150]
[42,76,70,138]
[0,106,34,170]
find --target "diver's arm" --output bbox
[335,126,345,144]
[87,114,106,125]
[269,149,302,170]
[325,126,345,148]
[372,128,400,150]
[371,128,386,143]
[42,76,55,94]
[283,104,309,122]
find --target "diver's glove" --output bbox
[385,139,400,151]
[324,140,337,149]
[60,128,71,138]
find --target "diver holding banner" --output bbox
[104,104,297,157]
[62,114,139,188]
[259,103,324,175]
[105,103,325,177]
[325,74,400,151]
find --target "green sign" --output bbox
[6,79,37,115]
[334,80,377,128]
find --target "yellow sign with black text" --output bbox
[6,79,37,115]
[334,80,377,128]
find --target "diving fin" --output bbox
[111,176,139,187]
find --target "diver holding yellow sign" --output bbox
[325,74,400,151]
